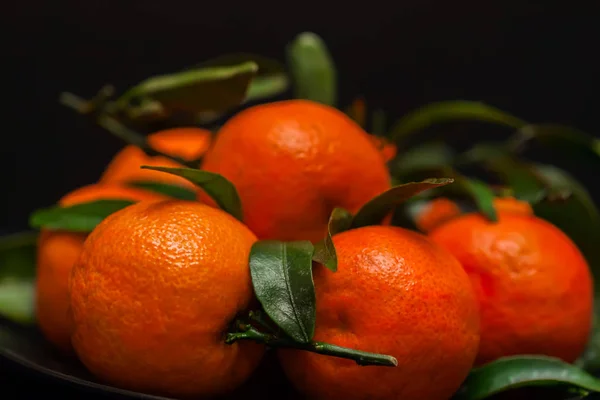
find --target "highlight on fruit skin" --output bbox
[428,210,593,366]
[279,225,481,400]
[69,200,263,398]
[35,183,168,353]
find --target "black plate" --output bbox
[0,317,296,400]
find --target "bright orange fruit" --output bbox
[201,100,391,242]
[279,225,480,400]
[100,127,212,190]
[69,200,263,398]
[428,210,593,365]
[35,184,167,353]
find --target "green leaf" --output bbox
[126,180,197,201]
[249,240,316,343]
[140,166,243,221]
[351,178,454,229]
[531,164,600,282]
[454,355,600,400]
[29,200,135,232]
[197,53,290,103]
[511,124,600,168]
[459,143,548,203]
[389,101,526,144]
[286,32,337,106]
[313,208,353,272]
[392,141,455,179]
[452,175,498,222]
[0,232,38,325]
[117,61,258,114]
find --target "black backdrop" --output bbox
[2,1,599,231]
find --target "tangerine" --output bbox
[279,225,480,400]
[201,100,391,242]
[35,184,167,352]
[428,210,593,365]
[69,200,263,398]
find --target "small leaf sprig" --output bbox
[226,178,454,367]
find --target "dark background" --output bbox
[1,1,600,397]
[3,1,599,232]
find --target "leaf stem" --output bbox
[226,321,398,367]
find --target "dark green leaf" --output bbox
[117,61,258,114]
[351,178,454,229]
[0,232,38,324]
[454,355,600,400]
[313,208,353,272]
[286,32,337,106]
[389,101,526,144]
[392,141,455,179]
[249,240,316,343]
[531,164,600,281]
[459,143,548,203]
[197,53,290,103]
[140,166,243,221]
[29,200,135,232]
[510,124,600,168]
[126,180,197,201]
[452,175,498,222]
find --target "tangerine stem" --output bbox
[226,323,398,368]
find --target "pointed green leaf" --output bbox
[0,232,38,324]
[454,355,600,400]
[389,101,526,143]
[351,178,454,229]
[140,166,242,221]
[117,61,258,114]
[198,53,290,103]
[511,124,600,168]
[126,180,197,201]
[313,208,353,272]
[29,200,135,232]
[286,32,337,106]
[249,240,316,343]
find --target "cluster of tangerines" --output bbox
[33,98,593,400]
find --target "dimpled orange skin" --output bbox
[200,100,391,243]
[100,127,212,190]
[428,211,593,365]
[35,184,168,353]
[279,226,480,400]
[69,200,263,398]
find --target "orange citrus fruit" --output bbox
[100,127,212,190]
[428,210,593,365]
[35,184,167,353]
[201,100,391,242]
[415,196,533,233]
[69,200,263,398]
[279,225,480,400]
